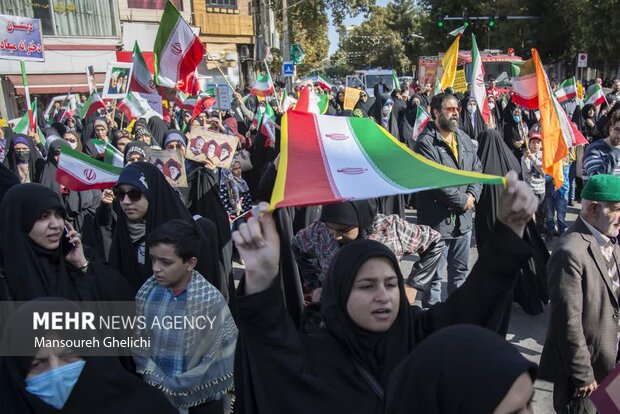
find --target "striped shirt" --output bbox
[582,139,620,180]
[521,152,545,194]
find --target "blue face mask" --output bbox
[26,359,85,409]
[513,115,521,123]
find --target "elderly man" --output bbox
[540,174,620,413]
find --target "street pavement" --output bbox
[233,203,586,413]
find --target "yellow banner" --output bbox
[343,87,361,110]
[440,36,460,89]
[577,81,584,99]
[453,69,467,93]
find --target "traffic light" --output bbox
[438,20,444,27]
[488,16,496,27]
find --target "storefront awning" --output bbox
[7,73,106,95]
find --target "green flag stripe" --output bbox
[347,118,504,189]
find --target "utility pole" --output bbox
[282,0,291,91]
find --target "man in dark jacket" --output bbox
[414,93,482,307]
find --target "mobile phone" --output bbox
[61,226,76,252]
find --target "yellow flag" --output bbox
[440,36,460,89]
[343,87,361,110]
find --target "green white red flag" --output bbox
[90,139,124,167]
[191,91,216,118]
[470,34,490,124]
[153,1,205,94]
[56,147,122,191]
[448,23,467,37]
[250,73,275,97]
[130,41,157,95]
[294,87,328,114]
[554,77,577,103]
[585,84,607,107]
[13,100,46,145]
[117,91,148,122]
[411,106,430,144]
[270,110,504,209]
[510,59,539,110]
[261,103,277,146]
[78,92,106,119]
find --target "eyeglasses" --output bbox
[112,188,143,202]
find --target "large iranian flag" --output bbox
[56,147,122,191]
[471,34,490,124]
[270,110,504,209]
[411,106,430,144]
[511,59,539,110]
[585,84,607,107]
[154,1,205,93]
[131,41,157,94]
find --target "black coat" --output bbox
[414,124,483,238]
[233,223,533,413]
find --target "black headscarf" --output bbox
[502,101,528,160]
[355,93,375,117]
[475,130,521,248]
[108,162,220,293]
[0,163,19,204]
[372,94,400,138]
[385,324,537,414]
[3,134,40,182]
[123,141,149,165]
[320,200,376,237]
[147,116,169,147]
[37,140,102,238]
[321,239,414,385]
[81,118,113,159]
[0,299,178,414]
[0,184,84,300]
[460,96,487,140]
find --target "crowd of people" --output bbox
[0,74,619,413]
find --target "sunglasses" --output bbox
[112,188,143,202]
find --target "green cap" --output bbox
[582,175,620,202]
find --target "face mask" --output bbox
[467,105,477,114]
[513,115,521,123]
[26,360,85,409]
[68,141,78,150]
[382,106,392,116]
[488,102,495,110]
[257,106,266,114]
[15,150,30,163]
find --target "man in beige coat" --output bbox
[540,174,620,413]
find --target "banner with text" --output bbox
[0,14,44,62]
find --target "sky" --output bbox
[327,0,391,55]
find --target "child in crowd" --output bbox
[521,130,546,233]
[544,156,570,242]
[133,219,237,414]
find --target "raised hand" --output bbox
[497,171,538,238]
[232,203,280,295]
[63,221,88,271]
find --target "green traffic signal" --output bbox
[438,21,444,27]
[488,20,495,27]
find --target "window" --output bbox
[206,0,237,10]
[1,0,117,37]
[127,0,183,10]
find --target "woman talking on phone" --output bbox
[0,183,133,301]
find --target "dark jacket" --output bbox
[539,216,620,412]
[414,123,482,238]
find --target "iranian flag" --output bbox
[78,92,106,119]
[432,79,442,96]
[448,23,467,37]
[554,77,577,103]
[56,147,122,191]
[511,59,539,110]
[471,34,490,124]
[90,139,124,167]
[153,1,205,93]
[174,91,197,111]
[191,91,216,118]
[294,87,322,113]
[392,70,400,92]
[131,41,157,94]
[411,106,430,143]
[270,110,504,209]
[585,84,607,107]
[117,91,148,122]
[251,74,275,97]
[261,103,277,146]
[13,100,46,145]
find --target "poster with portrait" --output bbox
[186,128,239,169]
[86,65,96,93]
[148,149,187,188]
[102,62,133,99]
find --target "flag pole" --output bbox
[207,53,235,92]
[20,60,33,130]
[263,61,283,112]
